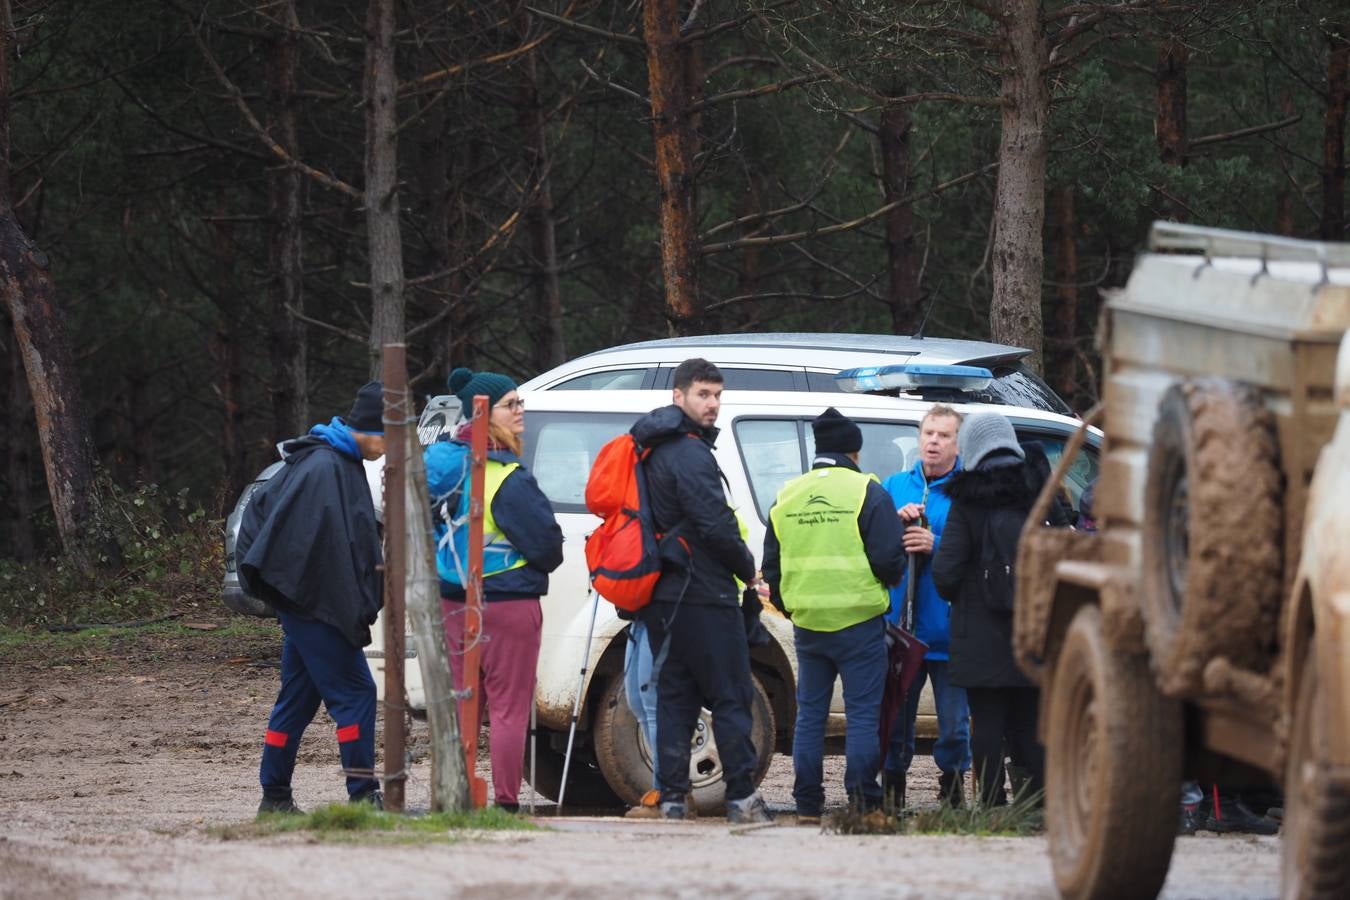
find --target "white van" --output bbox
[372,381,1100,811]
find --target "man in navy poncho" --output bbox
[236,382,386,814]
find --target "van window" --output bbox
[656,366,798,391]
[524,412,640,512]
[1015,430,1100,512]
[734,419,806,521]
[553,369,650,390]
[805,421,918,483]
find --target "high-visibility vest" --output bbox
[481,460,528,577]
[770,467,889,632]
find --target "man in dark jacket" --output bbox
[236,382,386,815]
[762,408,906,825]
[632,358,771,824]
[931,412,1065,807]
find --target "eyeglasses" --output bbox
[494,398,525,412]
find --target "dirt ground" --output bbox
[0,614,1280,899]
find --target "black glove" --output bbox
[742,586,771,647]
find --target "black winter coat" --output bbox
[236,436,383,649]
[631,405,756,608]
[931,446,1066,688]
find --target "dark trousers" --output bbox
[965,685,1043,806]
[644,602,758,804]
[792,615,887,815]
[260,612,378,799]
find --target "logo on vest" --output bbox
[787,493,851,526]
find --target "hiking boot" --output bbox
[350,788,384,810]
[881,769,907,810]
[257,792,302,816]
[937,770,964,808]
[1205,793,1279,835]
[795,809,822,827]
[625,789,662,820]
[860,809,892,832]
[727,792,774,825]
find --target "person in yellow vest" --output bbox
[762,408,906,825]
[425,368,563,811]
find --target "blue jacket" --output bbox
[424,440,564,601]
[881,457,961,659]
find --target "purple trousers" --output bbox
[442,597,542,805]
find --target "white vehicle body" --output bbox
[368,383,1101,807]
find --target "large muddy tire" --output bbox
[593,670,775,814]
[1282,652,1350,899]
[1046,605,1182,900]
[1141,378,1282,696]
[523,726,622,809]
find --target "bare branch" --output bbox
[690,74,823,113]
[187,17,361,199]
[1189,114,1301,149]
[405,31,556,90]
[702,163,998,255]
[524,6,642,46]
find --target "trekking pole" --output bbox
[528,692,537,815]
[558,585,603,812]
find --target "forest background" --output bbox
[0,0,1345,621]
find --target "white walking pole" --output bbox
[558,586,603,811]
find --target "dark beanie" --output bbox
[448,367,518,412]
[813,407,863,455]
[347,382,384,434]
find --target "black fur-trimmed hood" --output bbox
[938,443,1053,509]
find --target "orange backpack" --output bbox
[584,434,668,612]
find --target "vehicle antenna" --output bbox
[912,293,936,339]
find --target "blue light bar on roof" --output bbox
[835,363,994,394]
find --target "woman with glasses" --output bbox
[425,367,563,811]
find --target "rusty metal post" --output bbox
[461,395,490,807]
[381,344,407,812]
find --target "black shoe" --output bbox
[882,769,907,810]
[938,771,964,808]
[258,792,302,816]
[350,789,384,810]
[1205,794,1278,835]
[497,801,520,814]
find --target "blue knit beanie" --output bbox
[448,367,517,412]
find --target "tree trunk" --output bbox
[365,0,405,377]
[880,93,921,334]
[266,0,306,442]
[1276,87,1296,237]
[643,0,702,334]
[4,313,34,560]
[1156,37,1188,168]
[990,0,1049,372]
[1048,186,1078,403]
[0,210,121,573]
[1323,21,1348,241]
[519,48,565,372]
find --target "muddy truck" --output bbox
[1015,222,1350,900]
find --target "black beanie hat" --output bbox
[813,407,863,455]
[347,382,384,434]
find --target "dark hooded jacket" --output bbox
[236,428,383,649]
[931,443,1066,688]
[631,404,756,608]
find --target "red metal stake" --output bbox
[461,395,490,808]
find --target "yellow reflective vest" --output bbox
[769,466,889,632]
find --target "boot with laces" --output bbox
[726,792,774,825]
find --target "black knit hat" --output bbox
[812,407,863,454]
[347,382,384,434]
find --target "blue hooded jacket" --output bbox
[881,456,961,659]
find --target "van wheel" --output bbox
[1141,378,1282,696]
[1046,605,1181,900]
[593,671,776,814]
[1282,651,1350,899]
[522,727,621,809]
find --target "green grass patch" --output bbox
[829,792,1044,837]
[215,803,540,844]
[0,617,279,668]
